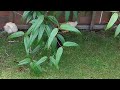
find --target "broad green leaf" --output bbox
[36,11,42,17]
[33,15,44,34]
[48,16,59,26]
[30,62,41,74]
[55,64,59,70]
[50,56,56,66]
[33,12,37,19]
[31,44,41,54]
[8,31,24,39]
[48,28,58,49]
[63,41,79,47]
[56,47,63,64]
[22,11,30,20]
[28,29,39,48]
[114,24,120,37]
[73,11,78,20]
[36,56,48,65]
[26,24,35,35]
[26,15,44,35]
[51,37,58,53]
[18,58,31,65]
[26,15,32,23]
[29,19,37,24]
[105,13,118,30]
[45,25,52,37]
[57,34,65,44]
[65,11,70,21]
[60,24,81,34]
[50,56,59,69]
[48,24,54,30]
[38,24,45,42]
[24,36,30,55]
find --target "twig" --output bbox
[5,49,9,57]
[13,11,23,16]
[57,40,62,47]
[8,41,19,43]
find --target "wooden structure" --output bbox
[0,11,118,30]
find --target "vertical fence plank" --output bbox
[90,11,96,30]
[9,11,15,22]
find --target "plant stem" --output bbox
[57,40,62,47]
[45,11,49,16]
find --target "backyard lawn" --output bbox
[0,30,120,79]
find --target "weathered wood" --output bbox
[17,24,105,30]
[90,11,96,30]
[17,25,30,30]
[77,25,105,30]
[18,24,105,30]
[9,11,15,22]
[76,25,90,29]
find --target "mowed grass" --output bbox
[0,30,120,79]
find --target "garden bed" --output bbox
[0,31,120,79]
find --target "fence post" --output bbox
[90,11,96,30]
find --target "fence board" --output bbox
[0,11,113,30]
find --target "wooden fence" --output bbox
[0,11,118,30]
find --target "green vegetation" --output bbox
[8,11,80,75]
[1,31,120,79]
[105,11,120,37]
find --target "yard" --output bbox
[0,30,120,79]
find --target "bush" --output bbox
[8,11,81,75]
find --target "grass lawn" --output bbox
[0,30,120,79]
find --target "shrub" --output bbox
[8,11,81,75]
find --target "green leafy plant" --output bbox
[8,11,81,75]
[65,11,79,21]
[50,47,63,69]
[40,11,79,22]
[105,11,120,37]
